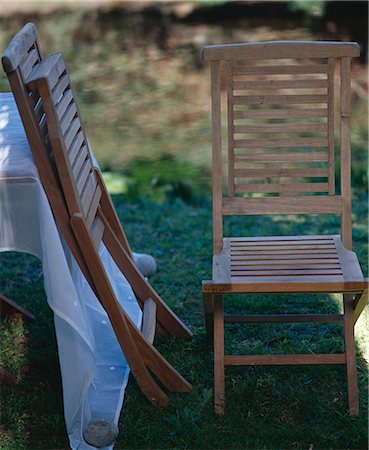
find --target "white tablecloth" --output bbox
[0,92,142,449]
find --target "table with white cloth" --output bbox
[0,92,142,450]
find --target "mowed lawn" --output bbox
[0,3,368,449]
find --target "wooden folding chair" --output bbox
[201,42,368,416]
[2,23,192,407]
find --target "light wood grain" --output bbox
[235,183,329,194]
[214,295,225,415]
[327,57,335,195]
[222,196,341,215]
[353,286,368,324]
[224,314,343,323]
[343,294,359,416]
[234,152,328,162]
[224,354,346,365]
[234,108,328,119]
[201,41,359,61]
[19,48,39,80]
[340,57,352,249]
[233,138,327,149]
[233,79,328,90]
[2,23,38,72]
[5,35,193,407]
[226,60,235,196]
[233,94,328,105]
[234,124,327,135]
[211,60,223,253]
[141,298,157,345]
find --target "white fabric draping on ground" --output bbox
[0,92,142,449]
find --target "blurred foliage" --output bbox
[0,3,368,449]
[288,0,326,17]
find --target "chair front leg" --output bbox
[203,292,214,346]
[214,294,225,415]
[343,293,359,417]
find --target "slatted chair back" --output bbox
[1,23,95,289]
[23,51,192,405]
[26,52,105,249]
[201,41,360,253]
[2,24,192,408]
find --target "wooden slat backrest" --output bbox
[1,23,97,289]
[202,41,360,253]
[25,53,103,246]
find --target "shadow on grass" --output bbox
[0,156,367,448]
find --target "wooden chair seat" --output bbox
[205,234,365,294]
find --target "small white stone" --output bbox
[109,366,115,370]
[83,418,119,448]
[133,252,157,277]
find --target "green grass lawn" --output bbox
[1,190,368,449]
[1,4,368,449]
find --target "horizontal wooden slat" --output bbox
[86,185,102,228]
[60,101,78,135]
[234,152,328,162]
[201,41,359,61]
[234,109,328,119]
[229,235,335,242]
[64,116,82,151]
[80,172,97,217]
[56,88,73,120]
[234,183,329,194]
[203,279,367,294]
[224,314,343,323]
[231,260,340,266]
[231,264,341,271]
[234,168,328,178]
[230,239,335,247]
[233,79,328,90]
[26,52,66,92]
[233,64,328,75]
[52,72,70,105]
[231,250,337,256]
[20,48,39,80]
[72,145,88,179]
[32,97,44,123]
[68,131,85,166]
[76,159,93,195]
[231,269,343,276]
[224,354,346,366]
[233,94,328,105]
[234,138,328,149]
[231,244,335,250]
[231,256,340,262]
[222,196,342,215]
[90,215,105,250]
[234,123,327,133]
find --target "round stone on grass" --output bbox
[83,419,119,448]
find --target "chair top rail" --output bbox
[202,41,360,62]
[2,23,38,73]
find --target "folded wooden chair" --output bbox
[2,23,192,407]
[201,42,368,416]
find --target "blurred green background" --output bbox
[0,0,368,205]
[0,2,368,449]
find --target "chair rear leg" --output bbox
[203,292,214,346]
[343,293,359,417]
[214,294,225,415]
